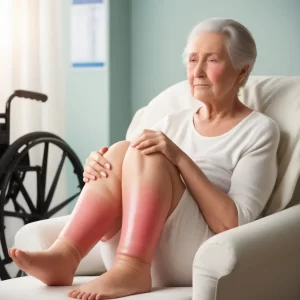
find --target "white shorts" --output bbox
[99,189,214,287]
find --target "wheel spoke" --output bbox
[44,152,66,211]
[2,256,12,265]
[12,173,36,213]
[39,142,49,207]
[10,197,27,214]
[0,256,10,280]
[44,192,80,218]
[3,210,32,220]
[16,269,24,277]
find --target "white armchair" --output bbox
[1,76,300,300]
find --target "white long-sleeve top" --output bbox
[151,107,280,226]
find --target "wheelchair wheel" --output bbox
[0,132,84,280]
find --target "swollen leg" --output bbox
[70,147,185,299]
[9,141,130,286]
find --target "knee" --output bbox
[125,145,170,171]
[107,140,130,156]
[103,141,130,165]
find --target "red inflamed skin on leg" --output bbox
[117,186,169,262]
[9,186,120,286]
[60,187,119,257]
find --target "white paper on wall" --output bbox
[71,0,107,68]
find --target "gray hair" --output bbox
[182,18,257,86]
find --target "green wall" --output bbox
[130,0,300,114]
[63,0,300,160]
[63,0,110,163]
[109,0,131,144]
[63,0,131,164]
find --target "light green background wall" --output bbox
[63,0,109,164]
[130,0,300,114]
[63,0,300,163]
[63,0,131,164]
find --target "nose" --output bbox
[194,60,206,78]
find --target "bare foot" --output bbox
[8,238,80,286]
[68,254,152,300]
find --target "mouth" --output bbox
[194,84,210,87]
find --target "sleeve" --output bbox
[227,120,280,226]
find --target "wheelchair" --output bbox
[0,90,84,280]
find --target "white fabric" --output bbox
[9,204,300,300]
[100,189,214,287]
[0,276,192,300]
[150,108,280,225]
[127,76,300,215]
[193,204,300,300]
[239,76,300,214]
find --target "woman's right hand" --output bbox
[83,147,111,182]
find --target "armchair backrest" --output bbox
[126,76,300,215]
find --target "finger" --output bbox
[99,147,108,154]
[131,133,157,147]
[85,165,108,178]
[86,158,108,174]
[91,152,111,170]
[83,171,97,180]
[136,138,158,150]
[83,177,89,183]
[142,145,160,155]
[84,164,101,178]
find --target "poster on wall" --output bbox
[71,0,107,68]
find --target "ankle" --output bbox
[49,237,82,264]
[114,253,151,274]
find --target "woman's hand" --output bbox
[131,129,184,166]
[83,147,111,182]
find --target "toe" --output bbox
[95,294,104,300]
[77,291,85,299]
[67,289,75,296]
[68,289,80,298]
[15,249,21,259]
[82,293,91,300]
[9,248,17,260]
[88,294,96,300]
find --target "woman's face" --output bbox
[186,32,246,103]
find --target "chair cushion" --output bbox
[0,276,192,300]
[126,76,300,215]
[239,76,300,215]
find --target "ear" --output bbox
[237,64,250,85]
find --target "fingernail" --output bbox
[100,171,107,178]
[104,163,111,170]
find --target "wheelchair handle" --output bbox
[14,90,48,102]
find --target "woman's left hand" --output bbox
[131,129,183,166]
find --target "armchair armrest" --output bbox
[193,204,300,300]
[14,216,106,276]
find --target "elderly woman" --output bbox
[9,18,279,300]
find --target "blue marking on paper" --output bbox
[73,0,103,4]
[72,62,105,68]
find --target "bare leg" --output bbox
[8,141,130,286]
[69,146,186,300]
